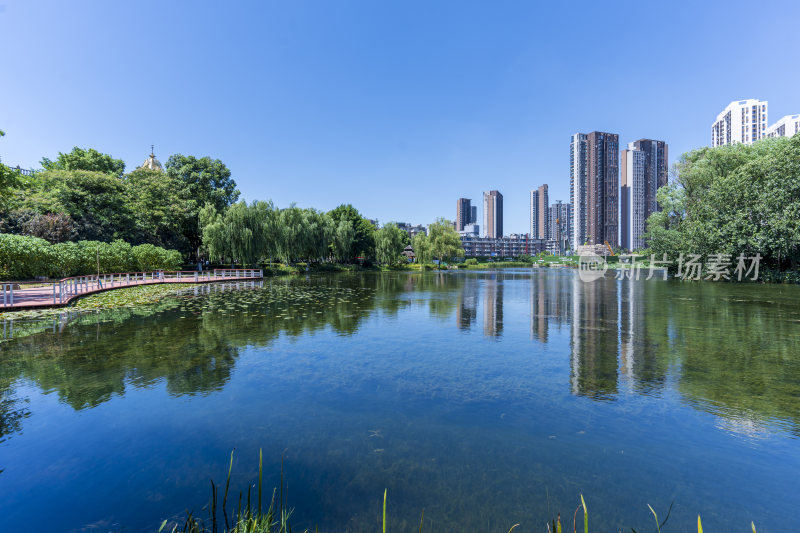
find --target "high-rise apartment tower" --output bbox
[530,184,549,239]
[483,190,503,239]
[711,99,768,147]
[570,132,619,249]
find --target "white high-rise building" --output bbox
[711,99,768,147]
[766,114,800,139]
[569,133,588,250]
[621,148,647,251]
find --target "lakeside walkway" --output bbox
[1,269,263,311]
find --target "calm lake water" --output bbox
[1,270,799,532]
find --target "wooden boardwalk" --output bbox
[1,269,263,311]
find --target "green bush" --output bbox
[0,233,183,280]
[465,258,478,266]
[0,233,54,279]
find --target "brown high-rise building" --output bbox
[586,131,619,248]
[530,184,549,239]
[483,190,503,238]
[456,198,472,231]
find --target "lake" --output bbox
[1,270,799,532]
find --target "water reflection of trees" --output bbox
[2,271,800,442]
[0,274,463,441]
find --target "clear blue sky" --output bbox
[2,0,799,233]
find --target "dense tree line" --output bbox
[0,144,239,258]
[198,201,421,266]
[644,135,800,273]
[1,136,466,268]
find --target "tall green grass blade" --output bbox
[159,519,168,532]
[223,450,234,530]
[752,521,756,533]
[258,448,263,519]
[507,524,520,532]
[418,508,424,533]
[648,504,660,533]
[383,488,387,533]
[580,494,588,533]
[697,515,703,533]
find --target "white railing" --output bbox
[0,269,264,308]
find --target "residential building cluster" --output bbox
[395,98,799,259]
[711,99,800,146]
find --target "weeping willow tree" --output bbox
[199,200,367,266]
[375,222,406,265]
[333,219,354,262]
[199,200,276,266]
[412,232,431,265]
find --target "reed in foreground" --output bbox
[161,450,301,533]
[165,451,759,532]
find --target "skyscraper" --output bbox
[570,132,619,249]
[570,133,588,249]
[621,139,668,250]
[483,190,503,238]
[530,184,549,239]
[711,99,768,147]
[456,198,472,231]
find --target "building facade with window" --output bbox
[460,234,546,258]
[482,190,503,238]
[621,139,668,250]
[570,131,619,250]
[530,184,549,240]
[711,99,768,147]
[766,114,800,139]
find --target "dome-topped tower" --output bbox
[139,145,164,172]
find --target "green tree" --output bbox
[165,154,240,255]
[20,169,134,242]
[123,168,193,252]
[41,146,125,177]
[412,232,431,265]
[375,223,406,266]
[427,218,465,265]
[644,136,800,272]
[333,219,355,262]
[328,204,375,261]
[0,130,22,210]
[198,203,229,264]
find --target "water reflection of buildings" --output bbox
[619,279,667,392]
[456,277,479,330]
[483,276,503,337]
[530,271,572,342]
[570,276,619,400]
[450,272,670,401]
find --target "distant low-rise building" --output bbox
[460,234,546,258]
[396,223,427,237]
[459,223,480,237]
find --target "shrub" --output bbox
[465,258,478,266]
[0,233,183,280]
[0,233,54,279]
